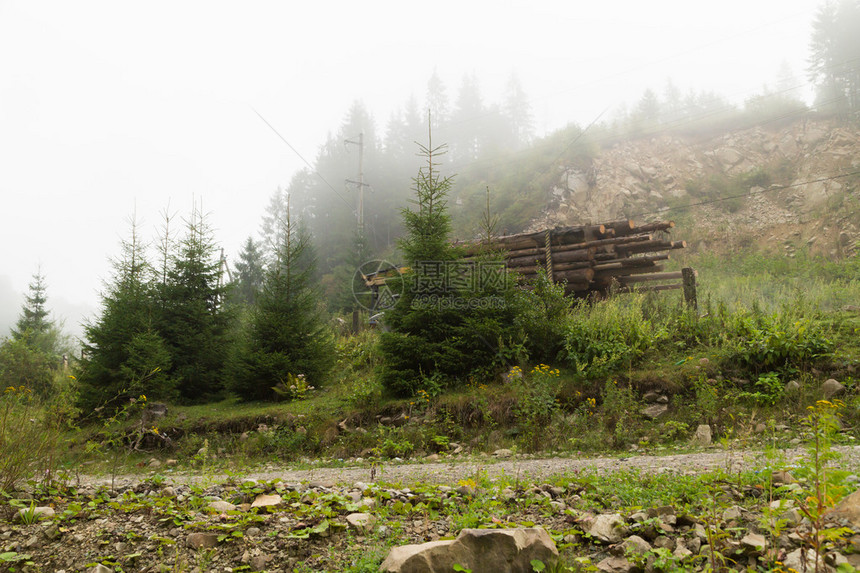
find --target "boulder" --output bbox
[641,404,668,420]
[691,424,712,446]
[824,489,860,528]
[380,527,558,573]
[820,378,846,399]
[784,379,801,394]
[584,513,627,544]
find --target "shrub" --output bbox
[562,295,664,378]
[0,386,60,493]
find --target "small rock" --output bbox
[784,547,825,571]
[740,532,767,554]
[585,513,628,544]
[722,506,742,522]
[346,512,377,534]
[207,500,237,512]
[186,532,219,549]
[493,448,513,458]
[15,506,55,522]
[245,526,261,537]
[161,486,176,497]
[91,565,113,573]
[251,493,282,508]
[619,535,651,556]
[596,556,637,572]
[785,380,801,394]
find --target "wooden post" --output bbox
[352,309,361,334]
[682,267,697,310]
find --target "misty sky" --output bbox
[0,0,822,336]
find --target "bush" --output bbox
[723,310,833,375]
[562,295,664,378]
[0,337,55,399]
[0,386,60,492]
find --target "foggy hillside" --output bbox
[524,117,859,260]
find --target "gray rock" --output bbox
[250,493,282,508]
[346,512,377,534]
[692,424,712,446]
[821,378,846,399]
[493,449,513,458]
[91,565,113,573]
[740,532,767,554]
[641,404,668,420]
[207,500,237,512]
[596,556,637,572]
[722,506,742,522]
[619,534,651,556]
[824,488,860,528]
[186,532,219,549]
[15,506,55,522]
[784,379,801,394]
[380,527,558,573]
[585,513,627,544]
[784,548,825,571]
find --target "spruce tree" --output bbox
[379,131,523,397]
[77,217,174,413]
[11,269,62,359]
[155,203,232,402]
[229,196,333,402]
[232,236,265,306]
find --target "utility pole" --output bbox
[345,132,371,334]
[345,132,369,235]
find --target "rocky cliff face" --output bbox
[533,119,860,259]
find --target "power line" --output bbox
[250,106,355,213]
[630,169,860,219]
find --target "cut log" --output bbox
[615,240,687,256]
[618,221,675,236]
[512,261,593,276]
[616,271,685,284]
[614,283,683,293]
[592,253,670,271]
[506,247,594,268]
[593,264,666,282]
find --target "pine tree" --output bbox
[379,131,524,397]
[229,195,333,401]
[77,216,174,413]
[233,236,265,306]
[155,203,232,402]
[11,269,62,359]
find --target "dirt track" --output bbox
[84,445,860,489]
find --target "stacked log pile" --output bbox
[458,219,687,296]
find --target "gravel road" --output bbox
[84,445,860,489]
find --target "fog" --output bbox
[0,0,821,338]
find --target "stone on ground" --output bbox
[380,527,558,573]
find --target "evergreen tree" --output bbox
[808,0,860,115]
[77,217,174,414]
[503,73,534,149]
[379,131,523,396]
[229,195,333,402]
[11,269,62,359]
[155,203,232,402]
[233,236,265,306]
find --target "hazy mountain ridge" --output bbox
[530,117,860,259]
